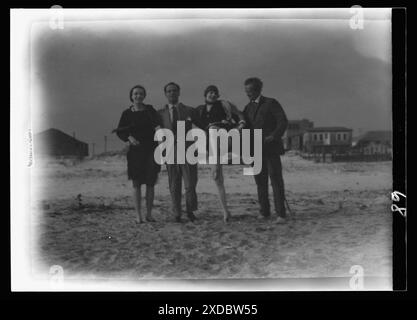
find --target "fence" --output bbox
[300,152,392,162]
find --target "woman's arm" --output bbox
[148,105,162,128]
[116,110,130,142]
[115,110,139,146]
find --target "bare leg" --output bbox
[132,183,144,223]
[145,185,155,221]
[211,164,231,222]
[216,182,231,222]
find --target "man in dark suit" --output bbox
[243,77,288,224]
[158,82,199,223]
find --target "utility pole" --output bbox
[104,136,107,153]
[92,143,95,156]
[73,131,76,139]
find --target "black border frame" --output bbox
[391,7,407,292]
[6,2,409,307]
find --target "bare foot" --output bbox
[187,212,196,222]
[275,216,287,224]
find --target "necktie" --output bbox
[171,106,178,135]
[252,100,261,120]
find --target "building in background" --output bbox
[34,128,89,158]
[303,127,353,154]
[283,119,314,151]
[355,131,392,156]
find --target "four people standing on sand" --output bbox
[116,78,288,225]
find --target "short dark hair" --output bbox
[204,85,219,97]
[164,82,181,93]
[129,85,146,102]
[244,77,263,91]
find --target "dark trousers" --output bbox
[166,163,198,218]
[254,154,286,217]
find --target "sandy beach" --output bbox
[31,153,392,283]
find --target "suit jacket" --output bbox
[157,103,198,149]
[243,96,288,156]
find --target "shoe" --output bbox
[187,212,197,222]
[174,216,183,223]
[257,214,271,221]
[274,216,287,224]
[145,216,156,222]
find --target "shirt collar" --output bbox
[252,95,262,104]
[205,101,217,110]
[168,103,179,109]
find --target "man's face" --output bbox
[245,83,261,100]
[205,90,219,104]
[165,84,180,104]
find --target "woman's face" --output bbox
[131,87,146,104]
[205,90,219,104]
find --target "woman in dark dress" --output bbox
[116,85,161,224]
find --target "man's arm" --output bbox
[242,104,252,129]
[268,99,288,141]
[228,102,246,128]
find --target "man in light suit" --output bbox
[158,82,198,223]
[243,77,289,224]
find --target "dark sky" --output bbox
[32,11,392,152]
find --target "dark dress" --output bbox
[198,101,228,129]
[116,105,161,186]
[195,102,240,160]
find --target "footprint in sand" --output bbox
[184,243,196,250]
[226,233,239,241]
[255,226,267,232]
[239,239,250,247]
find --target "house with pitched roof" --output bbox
[34,128,89,158]
[283,119,314,151]
[355,131,392,156]
[303,127,353,154]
